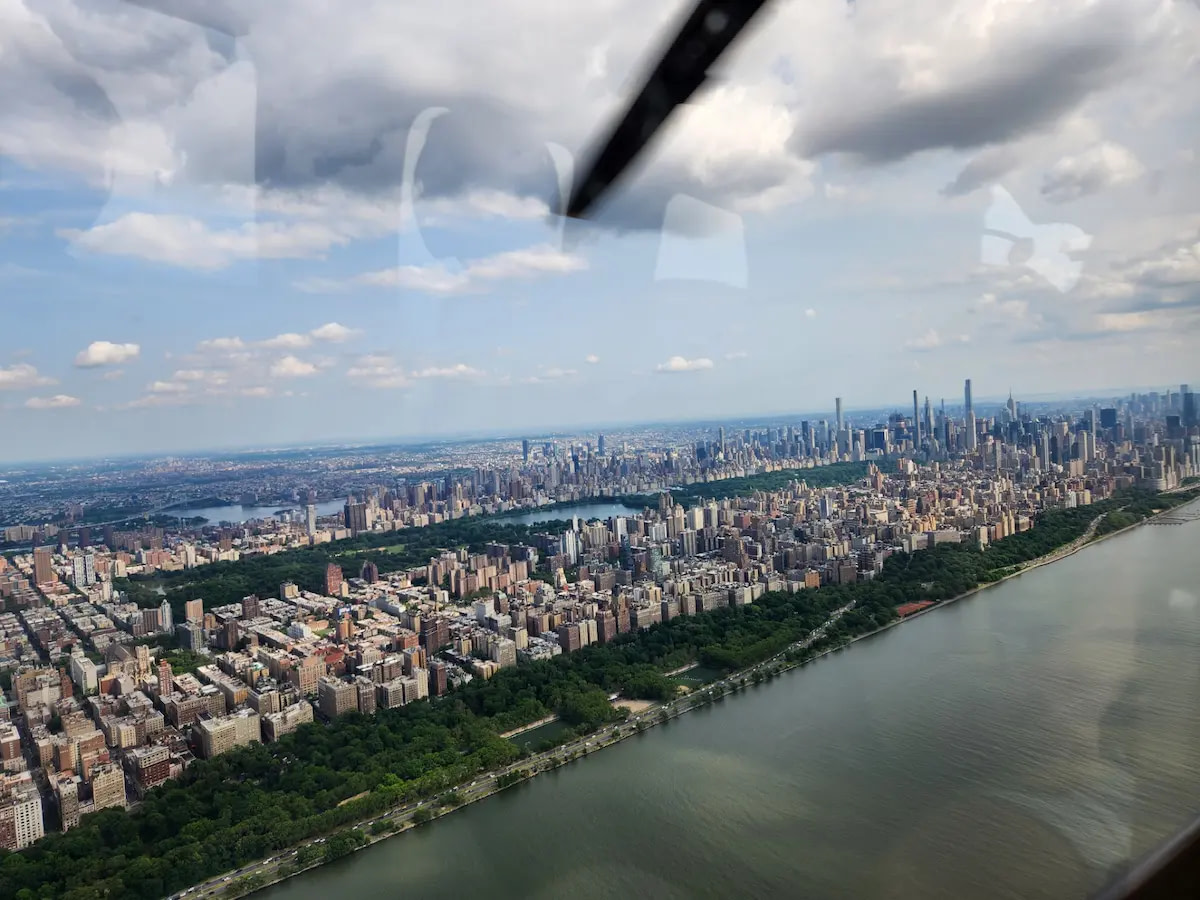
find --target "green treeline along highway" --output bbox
[2,483,1195,900]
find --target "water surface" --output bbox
[261,505,1200,900]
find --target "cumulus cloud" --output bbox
[25,394,81,409]
[584,354,600,364]
[269,355,318,378]
[298,245,587,295]
[2,0,1193,255]
[655,356,714,374]
[793,1,1164,165]
[259,333,312,350]
[0,363,56,390]
[197,337,246,353]
[413,364,485,379]
[74,341,140,368]
[724,350,749,360]
[59,214,351,270]
[1041,142,1145,203]
[309,322,357,343]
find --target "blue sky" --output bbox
[1,0,1198,462]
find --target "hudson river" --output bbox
[261,503,1200,900]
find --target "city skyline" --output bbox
[1,379,1197,467]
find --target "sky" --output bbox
[1,0,1198,462]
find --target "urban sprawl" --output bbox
[0,381,1197,852]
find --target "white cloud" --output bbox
[655,356,715,374]
[1041,142,1145,203]
[905,329,943,351]
[346,355,410,389]
[74,341,140,368]
[298,245,587,296]
[1093,312,1159,333]
[309,322,357,343]
[584,354,600,364]
[102,369,125,381]
[259,333,312,350]
[412,364,485,379]
[724,350,749,360]
[0,363,56,390]
[804,309,817,318]
[25,394,80,409]
[59,214,351,271]
[147,381,188,394]
[197,337,246,353]
[173,369,216,383]
[270,356,318,378]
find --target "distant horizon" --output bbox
[1,382,1186,469]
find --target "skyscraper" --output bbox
[343,500,368,535]
[305,504,317,536]
[835,397,844,435]
[597,434,606,456]
[521,438,530,463]
[964,379,977,451]
[924,396,934,443]
[912,390,921,447]
[33,546,52,586]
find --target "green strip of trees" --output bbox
[3,486,1192,900]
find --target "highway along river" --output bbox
[260,503,1200,900]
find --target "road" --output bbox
[176,600,856,900]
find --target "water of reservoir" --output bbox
[260,502,1200,900]
[507,502,641,527]
[165,498,346,525]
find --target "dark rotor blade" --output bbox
[566,0,774,219]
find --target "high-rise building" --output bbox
[597,434,606,456]
[305,504,317,536]
[88,763,126,812]
[522,438,530,463]
[835,397,844,435]
[317,677,357,720]
[184,598,204,624]
[325,564,344,597]
[157,658,173,696]
[343,501,368,535]
[33,546,53,586]
[70,554,95,587]
[912,390,921,446]
[241,595,260,620]
[964,379,977,451]
[0,773,44,850]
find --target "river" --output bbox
[259,505,1200,900]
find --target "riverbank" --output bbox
[197,494,1199,899]
[821,491,1200,651]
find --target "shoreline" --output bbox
[197,495,1198,899]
